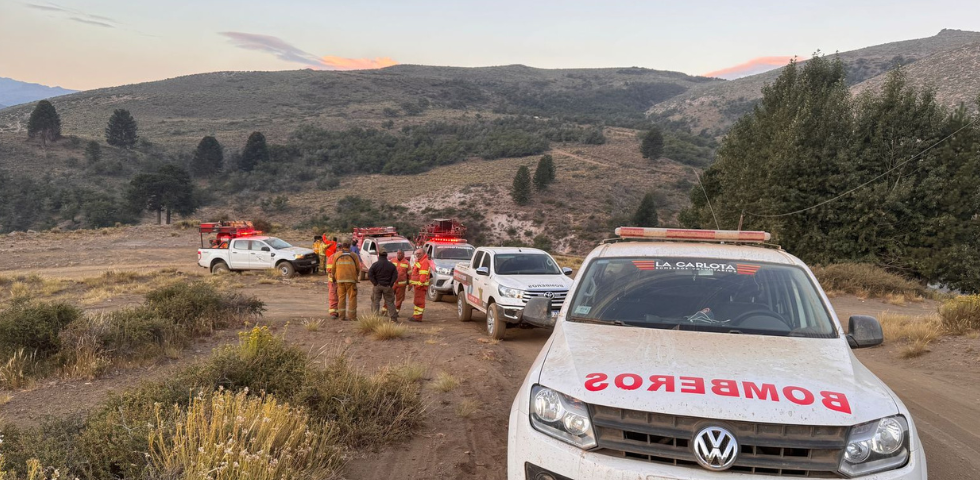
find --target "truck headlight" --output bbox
[529,385,596,449]
[435,266,453,275]
[839,415,909,477]
[294,254,306,259]
[499,286,524,298]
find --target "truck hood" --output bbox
[498,275,573,291]
[280,246,314,255]
[537,322,898,426]
[431,259,462,270]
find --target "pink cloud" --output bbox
[220,32,397,71]
[704,56,797,80]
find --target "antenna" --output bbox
[693,169,720,230]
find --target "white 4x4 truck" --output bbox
[453,247,574,339]
[198,236,318,278]
[510,228,925,480]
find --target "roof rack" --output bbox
[602,227,782,249]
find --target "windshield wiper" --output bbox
[569,316,627,326]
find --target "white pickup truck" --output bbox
[197,235,318,278]
[453,247,574,339]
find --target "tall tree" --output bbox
[240,131,269,172]
[84,141,101,165]
[533,154,556,191]
[632,192,659,227]
[105,109,139,148]
[27,100,62,146]
[126,165,197,224]
[191,136,224,176]
[511,165,532,205]
[639,126,664,159]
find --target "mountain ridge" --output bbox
[0,77,77,108]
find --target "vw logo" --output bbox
[693,426,738,471]
[543,292,555,298]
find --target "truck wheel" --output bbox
[427,285,443,303]
[360,270,368,281]
[211,261,230,275]
[486,302,506,340]
[457,291,473,322]
[277,262,296,278]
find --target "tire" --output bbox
[457,291,473,322]
[486,302,506,340]
[211,261,230,275]
[277,262,296,278]
[360,270,368,281]
[427,284,443,302]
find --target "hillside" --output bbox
[650,29,980,133]
[852,41,980,107]
[0,77,77,108]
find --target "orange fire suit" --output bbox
[409,254,431,321]
[323,238,339,315]
[390,257,411,312]
[330,249,361,320]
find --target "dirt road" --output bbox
[2,227,979,479]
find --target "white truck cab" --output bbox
[197,235,317,278]
[453,247,574,339]
[420,239,476,302]
[354,227,415,280]
[509,228,925,480]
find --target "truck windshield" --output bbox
[494,254,561,275]
[380,241,413,253]
[434,246,475,260]
[265,238,292,250]
[568,257,837,338]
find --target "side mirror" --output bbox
[475,267,490,276]
[847,315,884,349]
[562,267,574,276]
[522,297,556,328]
[261,247,270,252]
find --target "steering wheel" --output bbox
[730,309,787,327]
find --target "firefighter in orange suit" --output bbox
[330,242,361,321]
[389,250,411,313]
[408,247,431,322]
[323,235,339,316]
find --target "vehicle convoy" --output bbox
[454,247,574,339]
[414,219,475,302]
[197,221,318,278]
[353,226,415,280]
[509,228,925,480]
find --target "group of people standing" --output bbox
[313,235,431,323]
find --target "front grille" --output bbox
[592,405,846,477]
[522,290,567,310]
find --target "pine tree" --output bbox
[27,100,61,146]
[632,192,659,227]
[191,136,224,176]
[105,109,139,148]
[240,131,269,172]
[84,141,101,165]
[126,165,197,224]
[639,126,664,159]
[533,154,556,191]
[511,165,532,205]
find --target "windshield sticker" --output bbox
[583,373,851,414]
[573,305,592,315]
[632,260,762,275]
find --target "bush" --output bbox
[939,295,980,334]
[144,282,264,336]
[0,303,81,358]
[811,263,926,298]
[206,327,309,398]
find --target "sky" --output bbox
[1,0,978,91]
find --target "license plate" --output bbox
[551,310,560,318]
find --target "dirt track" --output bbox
[2,227,979,479]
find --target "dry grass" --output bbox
[812,263,928,299]
[455,398,480,418]
[384,362,427,383]
[0,393,11,406]
[553,255,584,272]
[433,372,460,392]
[878,313,942,359]
[0,349,40,390]
[939,295,980,334]
[303,317,325,332]
[356,314,407,340]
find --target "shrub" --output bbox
[0,349,40,390]
[939,295,980,334]
[147,389,341,480]
[877,313,941,358]
[145,282,263,336]
[206,327,308,398]
[811,263,926,298]
[0,303,81,358]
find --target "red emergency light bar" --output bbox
[615,227,771,243]
[353,226,398,237]
[430,237,467,244]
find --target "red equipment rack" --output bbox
[414,219,467,246]
[199,221,261,248]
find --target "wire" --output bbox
[694,168,720,228]
[743,117,979,218]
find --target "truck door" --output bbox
[251,240,275,269]
[230,240,251,269]
[362,239,377,271]
[471,250,493,310]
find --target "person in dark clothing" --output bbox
[368,249,399,321]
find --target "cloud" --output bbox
[220,32,398,71]
[703,56,797,80]
[25,2,117,27]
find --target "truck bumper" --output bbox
[508,406,927,480]
[430,273,455,294]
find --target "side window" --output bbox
[472,251,484,269]
[232,240,250,250]
[480,252,492,271]
[365,240,375,253]
[250,241,267,251]
[427,245,434,258]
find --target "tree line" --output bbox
[680,55,980,292]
